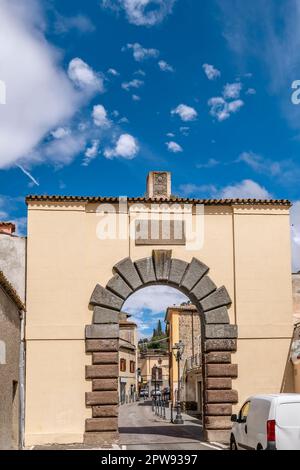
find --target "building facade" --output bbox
[119,313,138,404]
[0,222,26,450]
[24,171,294,445]
[165,305,202,413]
[292,272,300,325]
[138,350,169,395]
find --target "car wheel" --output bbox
[257,444,263,451]
[230,435,238,451]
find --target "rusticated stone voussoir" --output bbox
[180,258,209,291]
[205,324,238,339]
[191,276,217,301]
[92,352,118,365]
[106,274,133,300]
[200,286,232,312]
[205,404,233,416]
[205,416,232,430]
[85,418,118,432]
[113,257,142,290]
[92,307,120,324]
[134,257,156,284]
[153,250,172,281]
[206,389,238,404]
[90,284,123,311]
[86,391,119,406]
[204,339,237,352]
[168,259,188,285]
[205,352,231,364]
[92,379,118,391]
[206,378,232,390]
[203,307,230,325]
[86,339,119,352]
[92,405,118,418]
[86,365,118,379]
[206,363,238,378]
[85,324,119,339]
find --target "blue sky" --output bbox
[0,1,300,334]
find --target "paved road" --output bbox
[119,401,224,451]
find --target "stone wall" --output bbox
[0,234,26,302]
[0,286,21,449]
[293,273,300,324]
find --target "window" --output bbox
[239,401,251,423]
[120,358,126,372]
[130,361,135,373]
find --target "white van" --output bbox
[230,394,300,450]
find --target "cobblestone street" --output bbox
[119,401,226,451]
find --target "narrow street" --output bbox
[119,401,225,451]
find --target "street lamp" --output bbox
[172,340,185,425]
[153,364,158,399]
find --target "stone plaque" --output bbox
[146,171,171,199]
[135,220,185,245]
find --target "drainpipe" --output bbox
[19,309,25,449]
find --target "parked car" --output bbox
[230,394,300,451]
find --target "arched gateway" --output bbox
[84,250,238,445]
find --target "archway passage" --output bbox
[84,250,238,445]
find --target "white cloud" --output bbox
[104,133,139,159]
[28,132,88,166]
[121,79,144,91]
[291,201,300,272]
[54,14,95,34]
[92,104,111,127]
[123,285,188,317]
[0,0,94,169]
[132,94,141,101]
[134,69,146,76]
[219,179,272,199]
[196,158,220,169]
[68,58,104,92]
[179,183,218,197]
[82,139,100,166]
[158,60,174,72]
[166,132,175,137]
[171,104,198,122]
[101,0,177,27]
[179,179,272,200]
[246,88,256,95]
[180,126,189,136]
[238,151,300,184]
[239,152,280,176]
[166,141,183,153]
[51,127,70,139]
[223,82,242,99]
[123,43,159,61]
[208,97,244,121]
[107,68,120,76]
[202,63,221,80]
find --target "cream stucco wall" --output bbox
[25,200,294,445]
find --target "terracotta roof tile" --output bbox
[26,194,291,206]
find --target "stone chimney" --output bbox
[0,222,16,235]
[146,171,171,199]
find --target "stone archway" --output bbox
[84,250,238,445]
